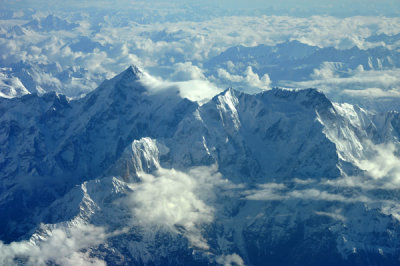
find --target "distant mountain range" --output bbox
[205,40,400,85]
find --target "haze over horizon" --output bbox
[2,0,400,17]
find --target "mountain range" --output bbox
[1,66,400,265]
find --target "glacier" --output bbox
[1,66,400,265]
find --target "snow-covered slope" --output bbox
[1,66,400,265]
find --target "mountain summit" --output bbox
[114,65,143,85]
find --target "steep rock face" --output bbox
[109,137,164,180]
[2,67,400,265]
[0,92,73,241]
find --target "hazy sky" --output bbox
[1,0,400,17]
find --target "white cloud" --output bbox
[217,68,243,83]
[141,68,222,104]
[342,87,400,99]
[31,70,62,88]
[176,79,222,104]
[0,224,107,266]
[244,66,271,90]
[170,62,206,81]
[216,253,245,266]
[244,183,286,200]
[129,165,226,249]
[315,211,346,222]
[288,188,351,202]
[321,135,400,191]
[310,62,341,80]
[244,182,371,203]
[217,66,271,90]
[354,142,400,184]
[286,67,400,107]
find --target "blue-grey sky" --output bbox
[1,0,400,17]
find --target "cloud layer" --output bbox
[1,12,399,103]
